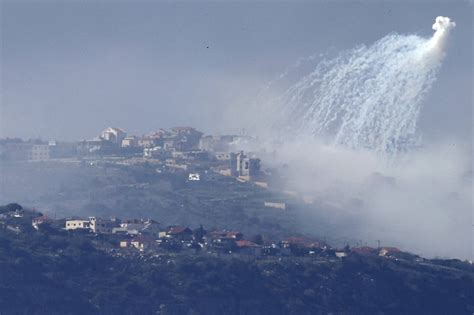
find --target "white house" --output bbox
[100,127,126,145]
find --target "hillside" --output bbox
[0,161,329,240]
[0,219,473,315]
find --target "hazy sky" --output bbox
[1,0,472,141]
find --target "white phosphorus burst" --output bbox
[265,16,455,158]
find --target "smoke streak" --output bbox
[242,17,470,259]
[261,16,455,158]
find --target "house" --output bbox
[281,237,321,249]
[65,217,119,233]
[32,215,53,230]
[121,235,156,251]
[335,251,348,258]
[379,247,401,257]
[170,127,203,150]
[164,226,193,241]
[89,217,119,234]
[236,151,260,178]
[281,237,322,255]
[65,219,91,231]
[207,230,244,252]
[77,139,115,154]
[113,219,161,237]
[208,230,243,241]
[235,240,262,256]
[121,136,139,148]
[143,146,164,158]
[163,138,185,151]
[262,242,280,256]
[100,127,126,145]
[139,138,157,148]
[30,144,50,160]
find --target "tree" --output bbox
[252,234,264,245]
[0,203,23,214]
[193,224,207,243]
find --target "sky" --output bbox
[1,0,472,142]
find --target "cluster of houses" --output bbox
[62,215,284,256]
[78,126,204,155]
[1,204,414,260]
[0,126,264,182]
[59,215,406,259]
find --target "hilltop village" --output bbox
[0,126,302,211]
[0,126,263,182]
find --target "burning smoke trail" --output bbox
[262,16,456,158]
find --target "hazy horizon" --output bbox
[1,1,472,144]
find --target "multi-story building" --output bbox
[170,127,203,150]
[48,140,77,158]
[121,136,139,148]
[29,144,50,160]
[100,127,126,145]
[89,217,119,234]
[0,141,49,161]
[65,219,91,230]
[113,219,161,237]
[64,217,119,233]
[236,151,260,178]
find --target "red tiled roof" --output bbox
[167,226,191,235]
[283,237,320,248]
[235,240,260,248]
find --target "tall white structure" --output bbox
[100,127,126,145]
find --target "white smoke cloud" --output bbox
[259,138,472,260]
[428,16,456,59]
[432,16,456,34]
[252,17,457,160]
[242,16,470,259]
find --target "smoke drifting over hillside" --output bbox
[240,16,472,259]
[265,139,472,259]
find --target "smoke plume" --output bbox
[256,17,456,159]
[241,17,471,259]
